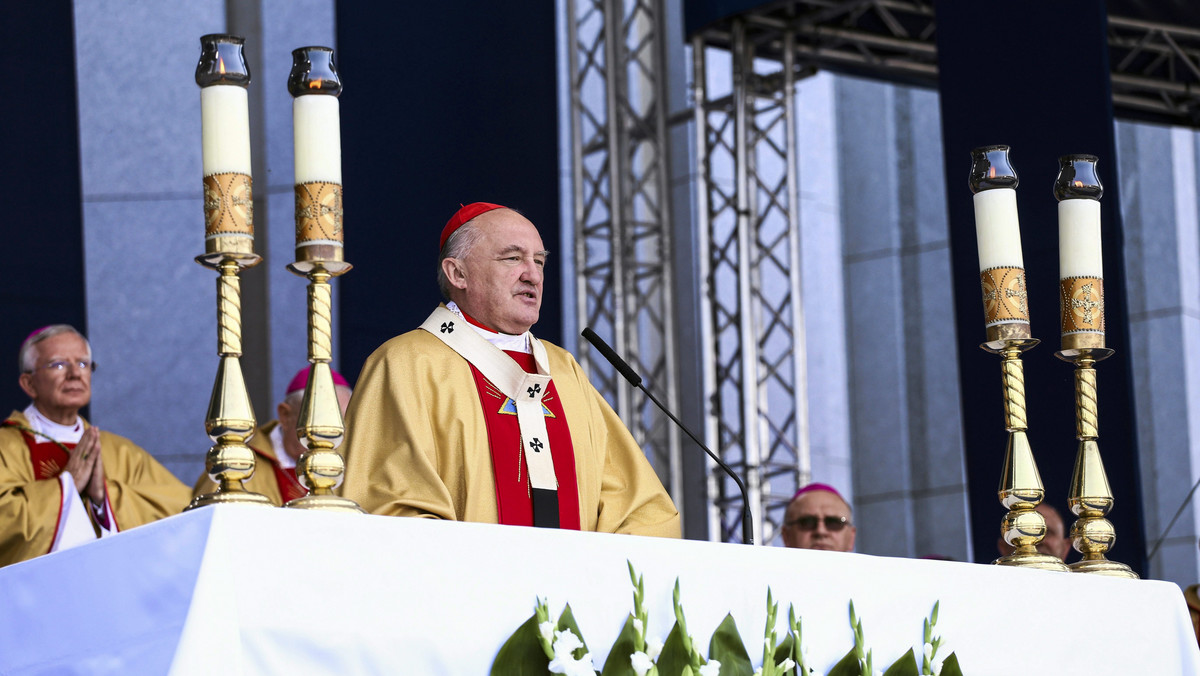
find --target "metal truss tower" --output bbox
[692,21,811,545]
[563,0,683,503]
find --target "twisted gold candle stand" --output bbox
[1055,342,1138,578]
[284,256,361,513]
[187,251,273,510]
[985,334,1069,571]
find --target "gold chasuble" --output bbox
[0,411,191,566]
[339,306,680,537]
[192,421,307,507]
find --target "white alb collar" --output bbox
[23,403,84,444]
[445,301,531,353]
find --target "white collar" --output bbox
[269,424,296,469]
[23,403,84,444]
[445,301,531,353]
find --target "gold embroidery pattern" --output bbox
[295,181,344,244]
[485,381,556,418]
[1060,276,1105,334]
[203,172,254,237]
[981,266,1030,325]
[37,458,63,477]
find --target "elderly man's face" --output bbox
[18,332,93,422]
[781,490,856,552]
[445,209,546,335]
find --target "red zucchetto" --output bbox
[439,202,508,251]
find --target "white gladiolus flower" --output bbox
[933,659,944,676]
[698,660,722,676]
[647,639,664,660]
[779,658,796,672]
[633,618,644,635]
[630,651,654,675]
[539,622,556,643]
[553,630,584,657]
[923,643,933,660]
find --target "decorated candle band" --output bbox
[203,172,254,255]
[980,266,1032,341]
[1060,276,1105,350]
[294,181,344,263]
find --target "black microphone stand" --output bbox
[582,328,755,545]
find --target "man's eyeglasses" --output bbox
[785,515,850,532]
[37,359,96,373]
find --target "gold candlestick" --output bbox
[284,46,361,513]
[970,146,1066,571]
[1054,154,1136,578]
[188,35,272,510]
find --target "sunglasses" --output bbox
[785,515,850,532]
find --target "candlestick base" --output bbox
[992,552,1071,571]
[1069,558,1139,578]
[284,494,364,513]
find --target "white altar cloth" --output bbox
[0,505,1196,674]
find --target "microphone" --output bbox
[582,327,755,545]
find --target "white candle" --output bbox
[972,188,1024,271]
[1058,199,1102,278]
[200,85,252,176]
[293,95,342,184]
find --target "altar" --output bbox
[1,505,1196,674]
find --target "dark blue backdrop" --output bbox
[2,1,88,413]
[335,2,562,383]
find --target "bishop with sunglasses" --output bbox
[781,483,857,552]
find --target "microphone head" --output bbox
[581,327,642,387]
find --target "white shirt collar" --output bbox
[23,403,84,444]
[445,301,531,353]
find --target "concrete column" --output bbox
[838,77,971,561]
[1118,120,1200,587]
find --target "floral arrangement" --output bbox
[490,562,964,676]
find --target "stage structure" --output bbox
[565,0,1200,545]
[562,0,684,507]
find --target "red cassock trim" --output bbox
[468,351,581,530]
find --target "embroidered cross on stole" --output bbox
[421,306,580,529]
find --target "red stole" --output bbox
[468,351,581,529]
[20,430,71,481]
[257,449,308,503]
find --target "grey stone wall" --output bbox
[72,0,338,485]
[1118,121,1200,588]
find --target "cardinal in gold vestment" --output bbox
[339,202,679,537]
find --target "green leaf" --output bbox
[881,648,920,676]
[773,633,795,664]
[825,648,862,676]
[557,604,590,659]
[657,623,692,676]
[490,613,550,675]
[708,613,753,676]
[602,614,641,676]
[938,653,963,676]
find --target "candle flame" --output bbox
[988,166,996,179]
[218,56,226,75]
[309,78,323,89]
[1073,180,1084,187]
